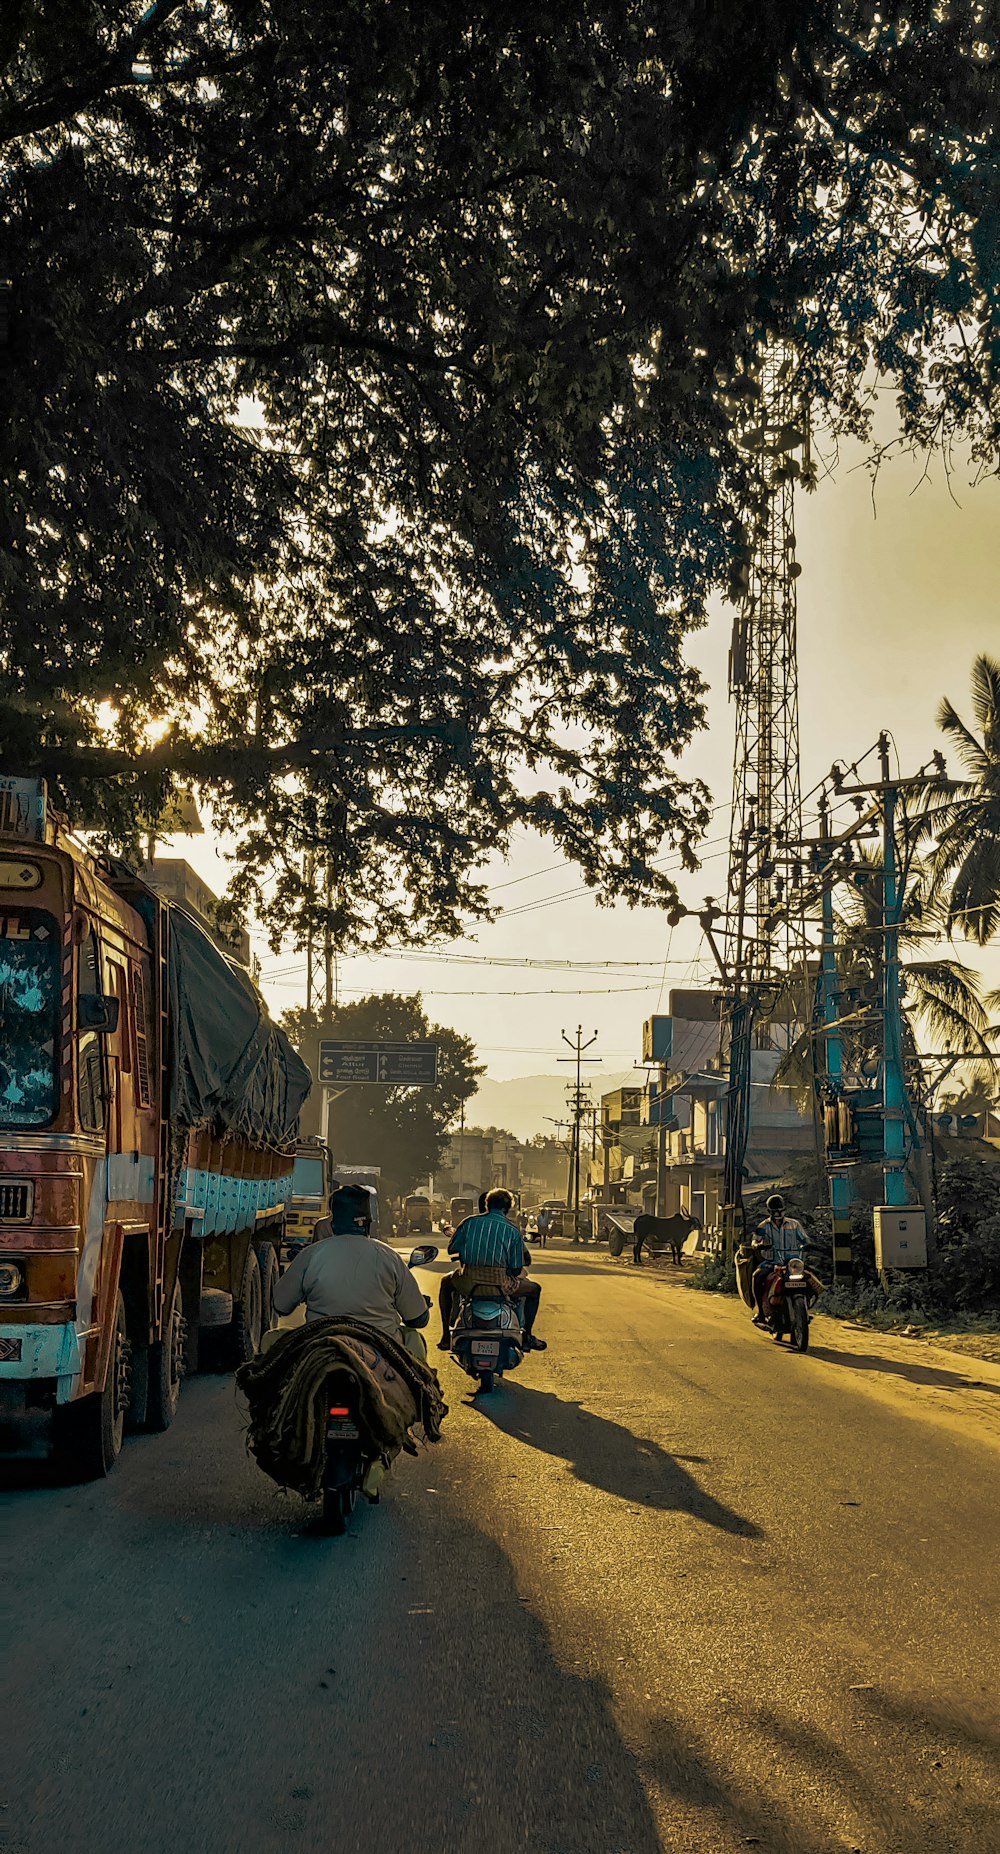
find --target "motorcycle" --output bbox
[761,1256,819,1352]
[737,1241,821,1354]
[321,1243,439,1534]
[450,1289,524,1394]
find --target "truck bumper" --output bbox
[0,1322,83,1402]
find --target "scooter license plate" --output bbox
[470,1340,500,1359]
[327,1421,360,1439]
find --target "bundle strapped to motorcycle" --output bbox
[237,1317,447,1501]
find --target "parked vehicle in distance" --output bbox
[449,1196,476,1226]
[403,1193,433,1235]
[334,1166,381,1239]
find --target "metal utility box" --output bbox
[874,1206,928,1270]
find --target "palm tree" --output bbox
[939,1074,999,1119]
[921,653,1000,944]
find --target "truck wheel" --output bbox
[125,1344,148,1433]
[144,1279,187,1431]
[256,1243,279,1338]
[53,1292,130,1480]
[232,1247,262,1364]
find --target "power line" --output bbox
[325,982,666,997]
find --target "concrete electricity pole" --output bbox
[559,1027,599,1242]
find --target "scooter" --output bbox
[450,1289,524,1394]
[321,1244,439,1534]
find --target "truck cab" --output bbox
[283,1138,333,1262]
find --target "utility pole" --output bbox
[559,1027,599,1242]
[816,791,854,1283]
[878,733,909,1212]
[655,1067,669,1219]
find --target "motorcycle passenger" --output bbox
[273,1183,431,1360]
[751,1194,808,1334]
[438,1187,547,1353]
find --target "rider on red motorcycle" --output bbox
[750,1194,808,1334]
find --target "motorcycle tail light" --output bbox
[329,1405,351,1417]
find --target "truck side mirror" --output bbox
[79,993,120,1034]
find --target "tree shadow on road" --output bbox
[474,1384,763,1537]
[638,1680,997,1854]
[809,1345,1000,1395]
[7,1429,668,1854]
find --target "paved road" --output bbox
[7,1248,1000,1854]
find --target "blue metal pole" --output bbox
[820,858,853,1280]
[882,782,909,1207]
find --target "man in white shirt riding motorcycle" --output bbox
[273,1182,431,1359]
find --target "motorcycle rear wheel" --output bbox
[476,1370,495,1393]
[788,1297,809,1352]
[322,1482,358,1534]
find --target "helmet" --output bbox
[329,1183,373,1235]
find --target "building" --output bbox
[140,858,253,968]
[433,1128,570,1206]
[634,989,816,1233]
[591,1086,652,1202]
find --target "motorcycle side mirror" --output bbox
[407,1245,440,1268]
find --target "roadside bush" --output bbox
[690,1253,737,1294]
[934,1160,1000,1314]
[819,1160,1000,1327]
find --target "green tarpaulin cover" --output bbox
[166,907,311,1145]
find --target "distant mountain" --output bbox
[467,1069,637,1143]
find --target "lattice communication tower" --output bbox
[304,852,339,1020]
[724,353,809,1002]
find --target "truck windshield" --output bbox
[0,912,60,1128]
[292,1156,325,1198]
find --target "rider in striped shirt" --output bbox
[438,1188,546,1352]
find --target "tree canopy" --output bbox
[282,992,482,1199]
[2,3,998,947]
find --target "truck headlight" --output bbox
[0,1259,25,1297]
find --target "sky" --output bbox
[169,418,1000,1093]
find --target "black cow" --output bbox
[632,1211,702,1266]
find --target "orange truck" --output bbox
[0,779,311,1478]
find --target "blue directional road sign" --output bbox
[318,1041,439,1086]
